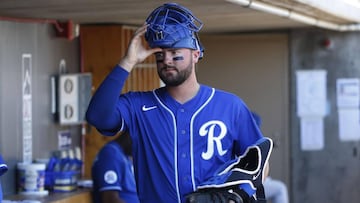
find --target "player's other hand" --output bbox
[119,23,162,72]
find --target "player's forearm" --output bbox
[118,57,135,72]
[101,191,126,203]
[86,65,128,130]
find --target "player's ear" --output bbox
[192,49,200,63]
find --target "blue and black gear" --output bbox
[145,3,205,59]
[187,137,273,203]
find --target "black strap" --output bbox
[255,184,267,203]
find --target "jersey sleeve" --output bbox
[234,100,264,155]
[0,154,8,177]
[92,143,127,192]
[86,65,130,136]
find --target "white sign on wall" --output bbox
[22,53,32,163]
[296,70,327,151]
[336,78,360,141]
[296,70,327,117]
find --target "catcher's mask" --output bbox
[145,3,204,59]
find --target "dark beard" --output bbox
[158,63,192,87]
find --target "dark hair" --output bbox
[115,131,132,156]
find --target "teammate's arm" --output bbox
[263,162,270,181]
[101,190,126,203]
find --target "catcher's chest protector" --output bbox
[186,137,273,203]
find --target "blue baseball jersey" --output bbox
[0,154,8,201]
[86,65,263,203]
[92,141,139,203]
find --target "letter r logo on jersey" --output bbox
[199,120,228,160]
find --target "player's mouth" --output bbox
[162,66,178,74]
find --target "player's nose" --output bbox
[163,52,174,65]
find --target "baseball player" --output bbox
[92,131,139,203]
[86,3,271,203]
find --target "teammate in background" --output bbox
[0,154,8,201]
[86,3,270,203]
[263,165,289,203]
[91,131,139,203]
[251,112,289,203]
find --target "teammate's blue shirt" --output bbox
[0,154,8,201]
[86,65,264,203]
[92,141,139,203]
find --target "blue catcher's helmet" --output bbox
[145,3,204,59]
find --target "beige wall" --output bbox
[0,21,81,195]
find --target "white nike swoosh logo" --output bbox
[142,105,157,111]
[253,170,261,180]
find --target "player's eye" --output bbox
[155,52,164,62]
[155,50,184,62]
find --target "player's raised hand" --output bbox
[119,24,162,72]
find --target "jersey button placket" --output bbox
[181,152,187,158]
[176,107,193,194]
[179,109,186,135]
[183,176,191,182]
